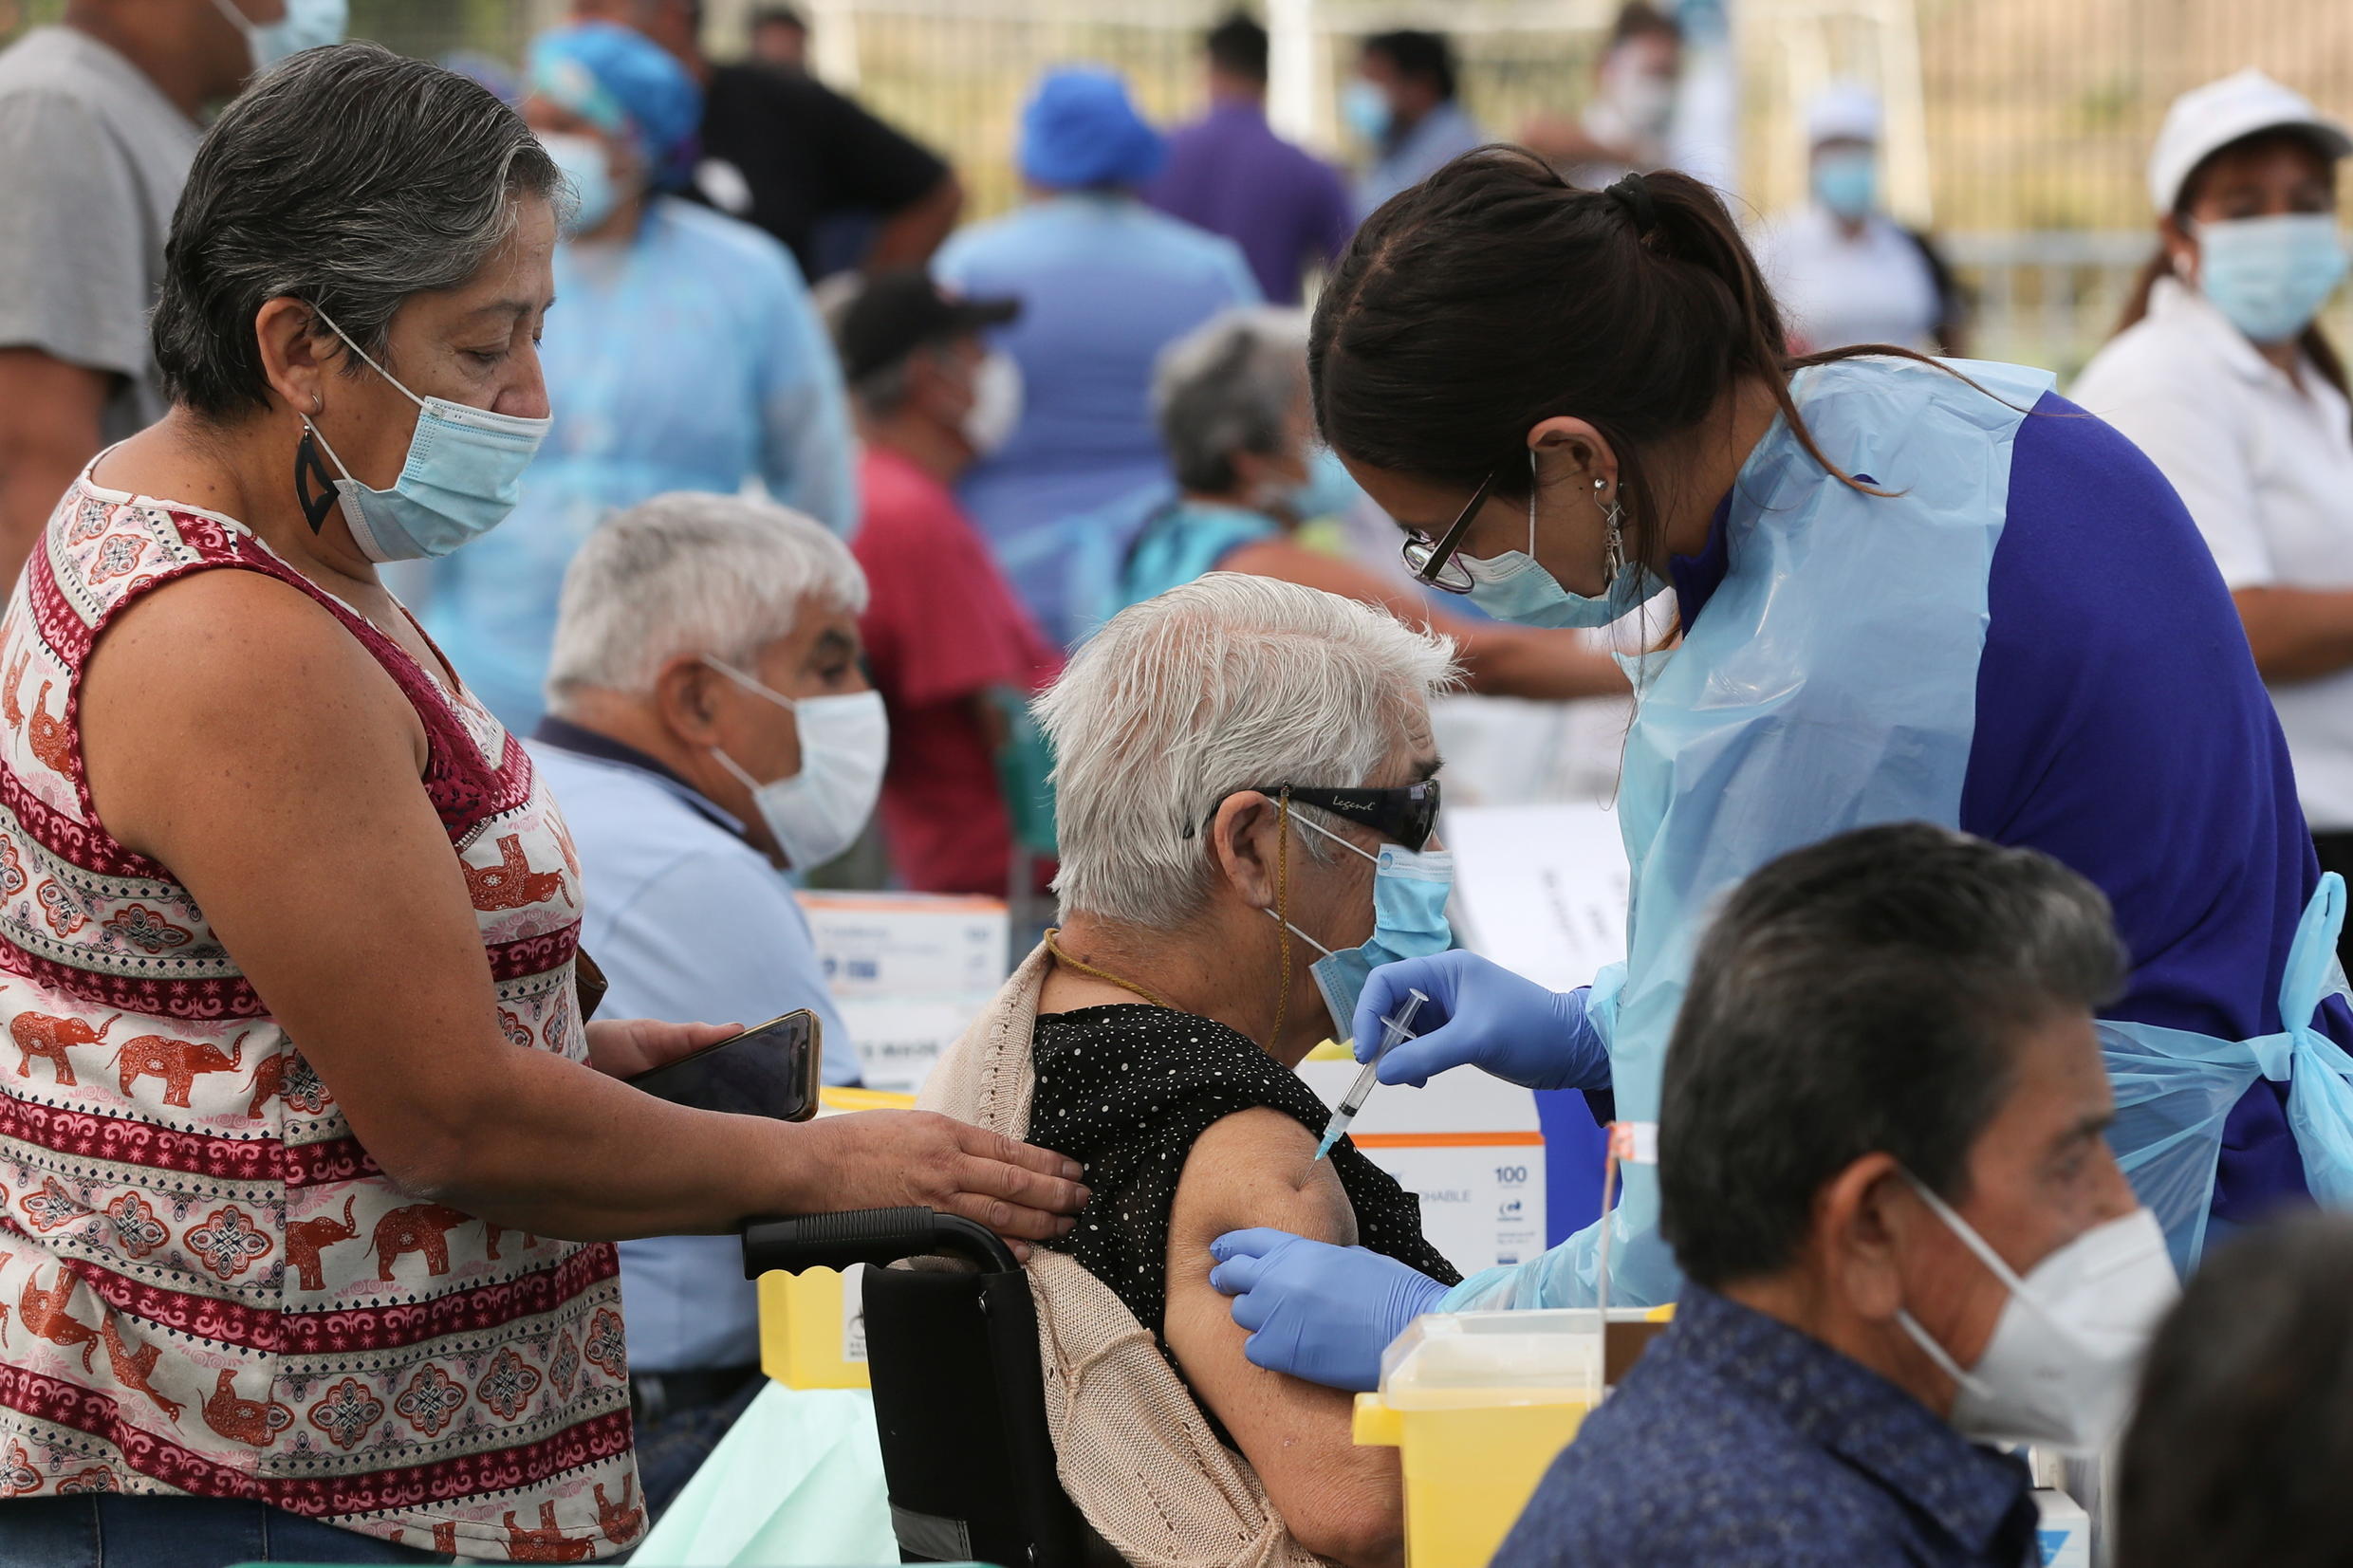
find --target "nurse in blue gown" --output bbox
[1206,150,2353,1393]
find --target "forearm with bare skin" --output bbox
[76,568,1085,1246]
[0,350,109,584]
[2235,584,2353,685]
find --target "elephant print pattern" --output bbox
[0,483,635,1559]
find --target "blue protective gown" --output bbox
[428,196,857,729]
[1450,357,2353,1311]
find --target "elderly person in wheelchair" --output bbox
[920,572,1462,1567]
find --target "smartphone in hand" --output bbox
[624,1009,822,1121]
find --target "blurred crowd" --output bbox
[6,3,2353,1565]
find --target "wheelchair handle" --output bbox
[741,1206,1020,1279]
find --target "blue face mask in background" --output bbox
[299,309,551,563]
[1268,810,1455,1042]
[2197,212,2351,344]
[1278,449,1365,523]
[213,0,347,74]
[1811,148,1879,221]
[1343,79,1394,145]
[540,131,621,237]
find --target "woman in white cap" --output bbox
[2074,70,2353,963]
[1751,82,1966,354]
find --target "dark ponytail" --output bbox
[1310,147,1955,568]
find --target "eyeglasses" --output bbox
[1399,470,1496,595]
[1218,781,1442,852]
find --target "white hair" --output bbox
[1152,306,1310,493]
[545,491,868,701]
[1037,573,1459,930]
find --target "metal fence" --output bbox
[7,0,2351,370]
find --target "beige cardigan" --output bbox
[918,941,1325,1568]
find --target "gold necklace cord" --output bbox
[1044,928,1176,1011]
[1270,791,1291,1049]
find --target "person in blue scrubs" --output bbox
[426,21,856,729]
[1206,148,2353,1393]
[933,65,1260,646]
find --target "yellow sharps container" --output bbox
[753,1086,917,1390]
[1354,1306,1671,1568]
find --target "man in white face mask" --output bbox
[1496,822,2179,1568]
[529,491,897,1520]
[834,269,1065,896]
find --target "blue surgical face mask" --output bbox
[540,131,621,237]
[1812,148,1879,221]
[1461,452,1658,629]
[1268,809,1454,1042]
[1275,448,1362,523]
[1343,79,1394,145]
[211,0,347,74]
[297,309,552,563]
[2196,212,2351,345]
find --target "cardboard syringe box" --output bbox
[797,892,1010,1096]
[1297,1058,1546,1278]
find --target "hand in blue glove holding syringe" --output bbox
[1209,951,1613,1391]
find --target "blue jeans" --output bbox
[0,1495,450,1566]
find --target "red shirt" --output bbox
[853,447,1062,895]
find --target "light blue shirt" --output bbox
[529,734,860,1374]
[1354,100,1488,220]
[933,194,1259,643]
[430,196,858,731]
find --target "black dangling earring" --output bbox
[293,427,340,533]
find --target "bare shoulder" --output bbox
[80,565,424,857]
[1168,1107,1358,1265]
[84,565,390,710]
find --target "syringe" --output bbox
[1314,987,1429,1161]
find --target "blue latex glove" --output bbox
[1352,950,1610,1092]
[1207,1227,1448,1392]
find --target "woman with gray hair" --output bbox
[920,573,1461,1565]
[1117,306,1622,699]
[0,45,1080,1566]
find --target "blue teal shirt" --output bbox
[429,197,857,730]
[1113,498,1280,617]
[1494,1287,2039,1568]
[934,194,1259,641]
[528,721,860,1373]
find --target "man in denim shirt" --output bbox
[1499,824,2174,1567]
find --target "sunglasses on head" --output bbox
[1193,781,1442,852]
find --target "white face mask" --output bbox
[1895,1176,2178,1454]
[703,659,889,870]
[959,350,1024,458]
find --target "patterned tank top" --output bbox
[0,479,641,1559]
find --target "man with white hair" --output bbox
[530,490,886,1516]
[918,573,1461,1563]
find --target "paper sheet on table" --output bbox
[1444,802,1630,991]
[628,1381,896,1567]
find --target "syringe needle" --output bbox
[1314,987,1429,1161]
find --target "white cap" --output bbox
[1805,82,1881,148]
[2148,68,2351,213]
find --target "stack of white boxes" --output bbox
[797,891,1011,1097]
